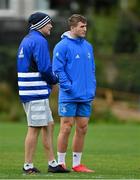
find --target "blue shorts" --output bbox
[58,102,92,117]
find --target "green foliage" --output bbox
[93,0,118,14]
[113,16,138,53]
[129,0,140,17]
[113,54,140,93]
[94,58,108,88]
[0,46,18,89]
[93,108,119,124]
[87,13,118,54]
[0,83,25,122]
[0,5,140,123]
[92,53,140,94]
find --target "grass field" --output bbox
[0,122,140,179]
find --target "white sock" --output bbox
[57,152,66,165]
[48,159,58,167]
[72,152,82,167]
[24,163,33,170]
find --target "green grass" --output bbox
[0,122,140,179]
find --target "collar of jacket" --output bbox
[29,29,47,39]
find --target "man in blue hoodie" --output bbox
[17,12,70,174]
[53,14,96,172]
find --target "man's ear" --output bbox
[71,26,75,31]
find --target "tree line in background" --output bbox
[0,0,140,123]
[0,0,139,93]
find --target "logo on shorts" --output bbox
[61,105,67,113]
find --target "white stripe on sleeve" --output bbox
[18,81,47,87]
[18,72,41,78]
[19,89,49,95]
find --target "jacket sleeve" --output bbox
[52,43,72,92]
[91,46,96,74]
[33,39,58,85]
[91,45,96,87]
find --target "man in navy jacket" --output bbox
[53,14,96,172]
[17,12,69,174]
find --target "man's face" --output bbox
[72,22,87,38]
[40,22,53,36]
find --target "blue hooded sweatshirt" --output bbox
[52,31,96,103]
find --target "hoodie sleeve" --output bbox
[91,45,96,74]
[52,42,72,92]
[33,39,58,85]
[90,45,96,87]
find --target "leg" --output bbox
[58,117,74,153]
[72,117,94,172]
[57,117,74,165]
[72,117,88,152]
[41,122,55,161]
[41,122,70,173]
[25,126,40,163]
[23,101,41,173]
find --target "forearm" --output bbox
[41,67,58,85]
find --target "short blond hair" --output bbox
[68,14,87,28]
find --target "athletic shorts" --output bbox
[58,101,92,117]
[23,99,53,127]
